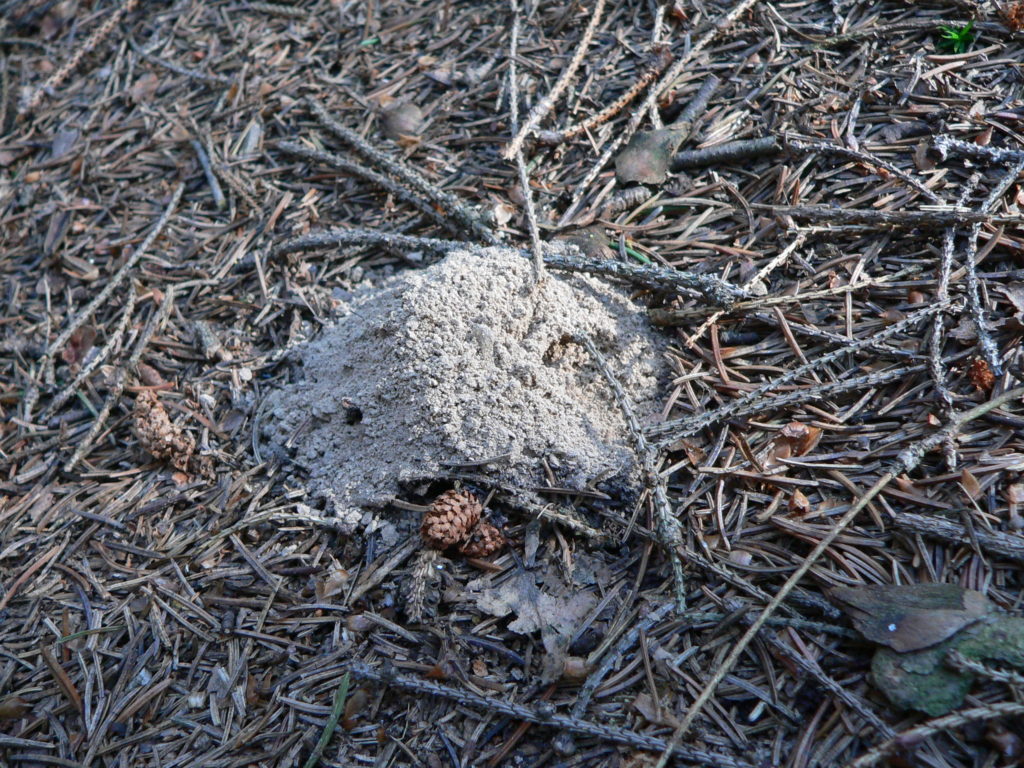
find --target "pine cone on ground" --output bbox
[458,521,506,558]
[421,490,482,550]
[133,390,195,472]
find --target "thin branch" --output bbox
[961,156,1024,377]
[650,302,944,443]
[544,248,746,307]
[305,97,496,244]
[685,232,805,348]
[558,0,760,227]
[535,50,672,146]
[40,286,137,422]
[23,183,184,422]
[272,227,464,259]
[350,661,758,768]
[276,140,467,238]
[507,0,544,277]
[20,0,139,114]
[579,334,685,611]
[64,290,177,472]
[503,0,606,159]
[846,702,1024,768]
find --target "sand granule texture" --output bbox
[264,247,669,519]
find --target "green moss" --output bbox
[871,617,1024,715]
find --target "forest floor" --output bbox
[3,0,1024,766]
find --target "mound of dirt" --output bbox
[263,246,670,523]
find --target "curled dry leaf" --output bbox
[470,570,597,683]
[828,583,993,653]
[132,390,196,472]
[789,489,811,516]
[317,559,350,600]
[382,102,423,142]
[777,421,823,456]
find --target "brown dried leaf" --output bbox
[960,468,982,500]
[61,325,96,367]
[615,126,688,184]
[470,570,597,683]
[137,362,166,388]
[828,583,993,652]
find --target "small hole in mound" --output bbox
[543,334,576,365]
[343,401,363,425]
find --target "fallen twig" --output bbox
[277,140,468,239]
[64,288,176,472]
[20,0,139,114]
[351,661,758,768]
[503,0,606,159]
[580,334,685,611]
[543,248,746,308]
[671,136,781,171]
[558,0,760,226]
[893,512,1024,564]
[305,97,496,245]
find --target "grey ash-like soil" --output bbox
[264,246,670,525]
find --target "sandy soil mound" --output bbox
[264,246,670,521]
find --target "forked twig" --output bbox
[579,334,685,611]
[40,286,137,422]
[507,0,544,277]
[846,702,1024,768]
[23,183,184,422]
[544,249,746,308]
[960,156,1024,377]
[685,232,804,347]
[558,0,761,226]
[272,227,464,259]
[536,51,671,146]
[277,140,470,238]
[64,289,177,472]
[503,0,607,159]
[651,303,945,444]
[305,97,496,244]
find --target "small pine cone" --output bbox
[458,521,506,558]
[133,390,195,472]
[421,490,482,550]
